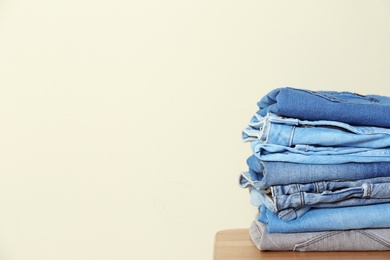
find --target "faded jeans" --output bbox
[242,156,390,189]
[243,113,390,148]
[250,142,390,164]
[244,176,390,221]
[258,203,390,233]
[249,218,390,251]
[256,87,390,127]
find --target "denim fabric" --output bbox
[242,155,390,189]
[243,113,390,148]
[258,203,390,233]
[256,87,390,127]
[249,219,390,251]
[272,177,390,196]
[246,177,390,221]
[247,188,311,221]
[251,142,390,164]
[271,177,390,210]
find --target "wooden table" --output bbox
[213,229,390,259]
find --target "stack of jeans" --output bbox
[239,87,390,251]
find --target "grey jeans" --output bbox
[249,219,390,251]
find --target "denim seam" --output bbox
[259,122,266,143]
[320,181,325,193]
[249,221,262,250]
[355,230,390,248]
[265,122,272,144]
[313,182,317,193]
[366,183,372,198]
[277,208,297,220]
[271,186,279,211]
[289,126,295,147]
[293,231,343,251]
[314,182,319,193]
[297,88,379,104]
[296,183,304,208]
[254,221,282,251]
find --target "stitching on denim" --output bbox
[297,88,379,104]
[289,126,295,147]
[356,230,390,248]
[250,221,262,250]
[260,121,267,143]
[277,208,296,220]
[367,183,372,198]
[296,183,300,193]
[266,122,272,144]
[361,183,371,198]
[253,221,282,250]
[321,181,326,193]
[293,231,343,251]
[317,181,323,193]
[295,184,304,207]
[294,183,301,206]
[298,89,348,102]
[323,181,326,192]
[271,186,278,211]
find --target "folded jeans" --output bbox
[256,87,390,127]
[246,177,390,221]
[243,113,390,149]
[258,203,390,233]
[249,218,390,251]
[241,157,390,189]
[251,142,390,164]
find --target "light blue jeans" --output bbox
[244,176,390,221]
[258,203,390,233]
[251,142,390,164]
[242,156,390,189]
[243,113,390,148]
[256,87,390,127]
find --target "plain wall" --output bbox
[0,0,390,259]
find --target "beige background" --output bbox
[0,0,390,259]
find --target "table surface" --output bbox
[213,229,390,260]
